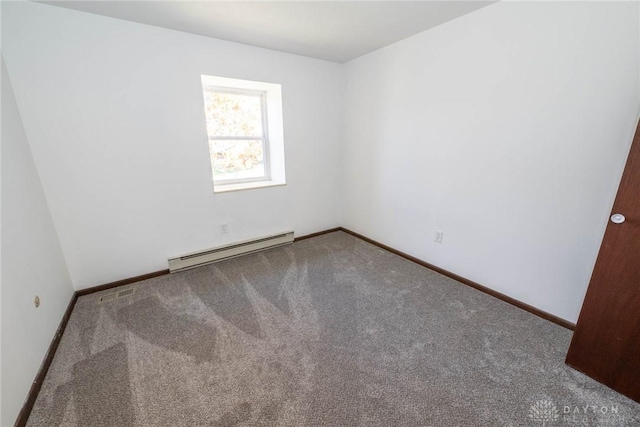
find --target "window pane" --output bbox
[204,92,263,137]
[209,139,265,181]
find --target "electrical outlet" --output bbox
[434,230,444,244]
[219,223,228,234]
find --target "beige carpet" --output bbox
[27,231,640,426]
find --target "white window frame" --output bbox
[201,75,286,193]
[203,85,271,185]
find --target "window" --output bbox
[203,88,269,183]
[201,75,285,193]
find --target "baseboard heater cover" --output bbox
[168,231,294,273]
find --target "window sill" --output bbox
[213,180,286,194]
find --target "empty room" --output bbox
[2,0,640,425]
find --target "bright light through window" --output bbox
[201,75,286,193]
[203,90,269,182]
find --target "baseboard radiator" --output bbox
[168,231,294,273]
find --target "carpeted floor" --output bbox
[27,231,640,426]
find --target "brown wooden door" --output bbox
[566,119,640,403]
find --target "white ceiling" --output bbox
[39,1,494,63]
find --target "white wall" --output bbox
[2,2,344,290]
[1,4,4,423]
[1,57,75,427]
[342,1,639,323]
[2,1,639,324]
